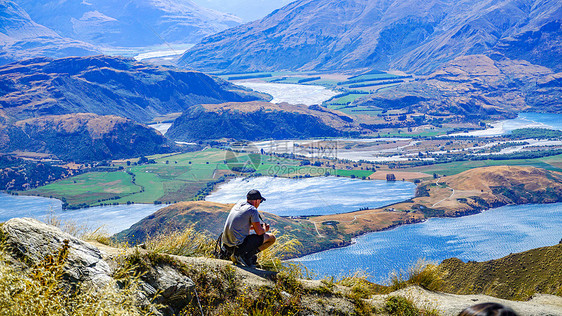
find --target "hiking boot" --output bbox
[231,254,252,267]
[250,254,258,266]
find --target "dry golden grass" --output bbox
[0,242,155,316]
[390,259,445,292]
[258,230,302,272]
[143,224,215,257]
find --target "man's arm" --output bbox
[251,221,268,235]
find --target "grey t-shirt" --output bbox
[222,201,261,247]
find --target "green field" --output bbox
[26,149,230,207]
[24,148,377,208]
[324,93,370,106]
[23,147,562,208]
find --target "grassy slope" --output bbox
[439,243,562,300]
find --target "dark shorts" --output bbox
[235,234,264,257]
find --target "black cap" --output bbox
[247,189,266,201]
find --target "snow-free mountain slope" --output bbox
[180,0,562,74]
[12,0,242,47]
[0,0,99,65]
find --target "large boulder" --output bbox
[0,217,196,316]
[1,217,113,287]
[142,264,196,315]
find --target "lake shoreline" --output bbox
[294,166,562,259]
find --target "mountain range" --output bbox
[190,0,294,21]
[0,1,99,65]
[180,0,562,74]
[0,55,265,123]
[11,0,242,48]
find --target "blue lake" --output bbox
[205,176,417,216]
[293,203,562,284]
[0,193,165,234]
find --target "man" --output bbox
[222,189,276,267]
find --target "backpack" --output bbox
[213,232,235,260]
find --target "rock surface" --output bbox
[370,285,562,316]
[1,217,113,287]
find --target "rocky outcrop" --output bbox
[0,217,196,316]
[142,264,196,315]
[1,218,113,287]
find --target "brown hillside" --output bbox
[439,243,562,301]
[201,101,357,131]
[314,166,562,238]
[445,165,562,193]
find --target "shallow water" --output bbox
[453,112,562,137]
[237,81,337,106]
[0,193,165,234]
[293,203,562,284]
[205,176,416,216]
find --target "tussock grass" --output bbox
[258,230,302,272]
[43,211,93,238]
[390,259,445,292]
[0,241,156,316]
[143,224,215,257]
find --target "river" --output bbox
[0,193,165,234]
[236,81,338,106]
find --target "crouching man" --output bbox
[221,189,276,268]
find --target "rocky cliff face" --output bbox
[11,0,241,47]
[0,113,173,162]
[0,55,265,123]
[179,0,562,74]
[166,101,360,141]
[0,1,99,65]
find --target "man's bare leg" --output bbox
[258,233,276,251]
